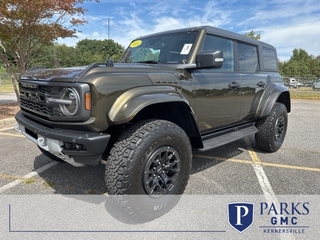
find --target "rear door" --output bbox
[237,42,265,122]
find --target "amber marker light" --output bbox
[85,92,91,111]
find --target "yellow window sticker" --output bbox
[130,40,142,48]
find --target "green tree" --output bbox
[279,49,320,78]
[57,44,80,67]
[310,56,320,77]
[244,30,261,40]
[0,0,99,100]
[31,39,125,68]
[76,39,125,65]
[0,65,6,73]
[30,43,57,68]
[31,43,79,68]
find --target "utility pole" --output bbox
[108,18,110,40]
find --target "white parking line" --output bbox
[0,132,25,137]
[245,138,277,200]
[245,137,295,240]
[0,126,15,131]
[0,161,59,193]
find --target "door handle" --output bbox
[257,81,266,87]
[228,82,240,89]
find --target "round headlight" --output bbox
[59,88,80,116]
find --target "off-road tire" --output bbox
[255,102,288,152]
[104,119,192,222]
[38,146,64,162]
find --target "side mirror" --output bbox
[196,51,223,69]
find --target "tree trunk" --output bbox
[10,73,20,104]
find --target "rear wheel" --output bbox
[104,119,192,222]
[255,102,288,152]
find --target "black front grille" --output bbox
[39,85,49,94]
[20,99,54,116]
[19,83,61,95]
[19,83,63,118]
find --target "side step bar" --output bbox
[199,124,258,152]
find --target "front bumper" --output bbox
[15,111,110,166]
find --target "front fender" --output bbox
[255,83,290,118]
[108,86,190,124]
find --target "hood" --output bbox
[20,66,87,82]
[19,62,193,83]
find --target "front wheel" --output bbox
[255,103,288,152]
[104,119,192,222]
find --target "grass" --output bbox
[0,83,14,92]
[24,178,37,184]
[42,181,55,188]
[289,87,320,100]
[0,77,15,92]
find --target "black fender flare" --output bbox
[254,83,291,118]
[109,85,196,124]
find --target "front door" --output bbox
[194,34,241,133]
[194,71,241,132]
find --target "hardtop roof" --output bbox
[134,25,275,50]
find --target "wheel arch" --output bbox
[255,83,291,118]
[108,86,203,148]
[132,102,203,148]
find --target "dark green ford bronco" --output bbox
[15,25,290,214]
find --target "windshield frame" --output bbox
[119,30,200,65]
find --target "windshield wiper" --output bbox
[136,60,162,64]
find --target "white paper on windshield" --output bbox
[180,44,193,55]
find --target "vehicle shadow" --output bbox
[191,137,250,174]
[34,137,253,194]
[33,137,255,224]
[34,155,107,195]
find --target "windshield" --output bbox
[119,31,198,64]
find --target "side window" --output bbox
[262,47,277,70]
[202,35,234,71]
[237,43,258,72]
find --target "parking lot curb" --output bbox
[0,117,16,129]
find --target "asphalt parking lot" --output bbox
[0,99,319,195]
[0,99,319,239]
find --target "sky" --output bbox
[58,0,320,61]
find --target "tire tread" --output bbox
[255,102,287,152]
